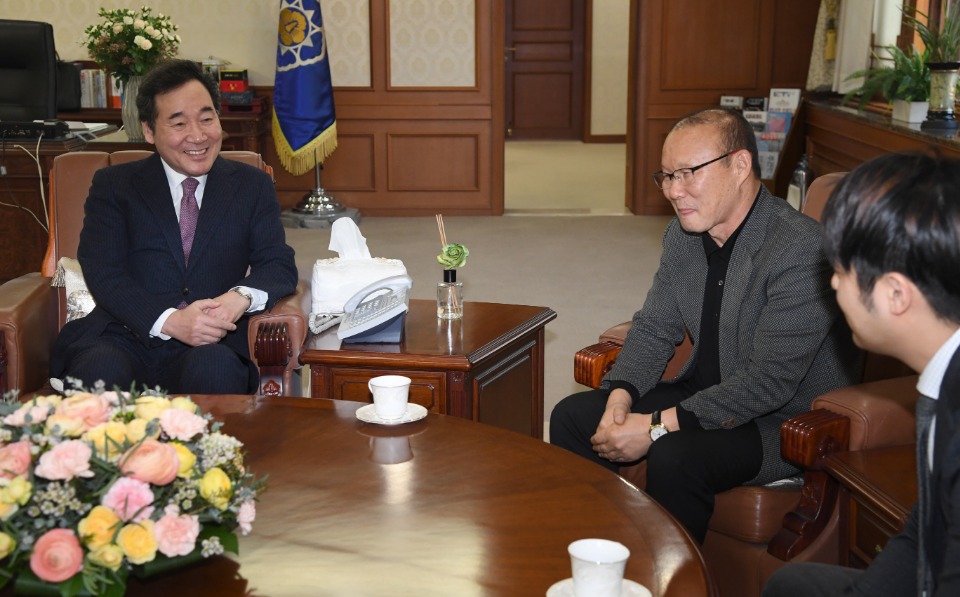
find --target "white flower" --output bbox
[112,23,123,34]
[123,16,133,25]
[134,18,145,30]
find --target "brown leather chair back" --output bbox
[41,149,274,329]
[800,171,845,222]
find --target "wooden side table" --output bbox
[823,445,917,568]
[301,300,557,439]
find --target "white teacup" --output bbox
[367,375,411,420]
[369,436,413,464]
[568,538,630,597]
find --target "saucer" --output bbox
[546,578,651,597]
[355,403,428,425]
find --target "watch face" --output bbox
[650,425,668,441]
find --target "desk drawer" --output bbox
[327,369,445,413]
[849,498,898,567]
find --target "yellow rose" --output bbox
[34,394,63,409]
[78,506,121,549]
[116,521,157,565]
[170,396,198,413]
[88,544,124,571]
[85,421,129,461]
[125,418,160,444]
[198,467,232,510]
[44,414,85,437]
[0,532,15,559]
[171,443,197,478]
[134,396,171,422]
[0,476,32,505]
[0,502,18,521]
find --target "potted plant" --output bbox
[905,2,960,130]
[844,45,930,123]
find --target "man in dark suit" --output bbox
[550,107,860,543]
[50,59,298,395]
[763,152,960,596]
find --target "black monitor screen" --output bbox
[0,19,57,121]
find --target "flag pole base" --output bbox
[281,205,361,229]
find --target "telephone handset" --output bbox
[337,275,412,343]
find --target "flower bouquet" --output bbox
[0,385,265,596]
[82,6,181,84]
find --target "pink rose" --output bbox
[102,477,155,522]
[0,441,32,480]
[56,393,111,433]
[153,507,200,557]
[120,440,180,486]
[29,529,83,583]
[3,403,53,427]
[34,440,94,481]
[237,501,256,536]
[159,408,207,441]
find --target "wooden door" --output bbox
[505,0,585,139]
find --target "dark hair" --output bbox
[822,150,960,324]
[136,59,220,130]
[671,107,761,179]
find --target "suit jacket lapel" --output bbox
[184,157,239,270]
[134,155,185,269]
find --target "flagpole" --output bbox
[292,147,345,216]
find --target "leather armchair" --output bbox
[571,174,917,597]
[0,150,308,397]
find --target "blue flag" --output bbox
[272,0,337,176]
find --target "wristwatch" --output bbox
[230,286,253,308]
[649,410,668,442]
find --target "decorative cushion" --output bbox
[51,257,96,321]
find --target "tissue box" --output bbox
[311,257,407,315]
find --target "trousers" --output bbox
[550,383,762,543]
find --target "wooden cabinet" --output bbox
[804,100,960,178]
[301,300,557,438]
[824,445,916,568]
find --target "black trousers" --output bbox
[550,383,762,543]
[59,322,255,394]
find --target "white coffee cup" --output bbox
[367,375,411,420]
[568,538,630,597]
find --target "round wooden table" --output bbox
[124,396,713,596]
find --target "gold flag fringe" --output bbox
[272,110,338,177]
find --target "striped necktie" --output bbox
[180,177,200,266]
[915,394,936,597]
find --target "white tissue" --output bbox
[328,218,372,260]
[309,219,407,329]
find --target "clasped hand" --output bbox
[161,290,250,346]
[590,389,652,463]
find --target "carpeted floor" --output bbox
[288,141,671,438]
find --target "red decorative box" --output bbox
[220,80,249,93]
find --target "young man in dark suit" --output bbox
[550,107,860,543]
[763,151,960,596]
[50,59,298,394]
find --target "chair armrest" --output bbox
[812,375,918,451]
[0,274,59,394]
[248,281,309,397]
[574,341,623,389]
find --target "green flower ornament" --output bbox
[437,243,469,269]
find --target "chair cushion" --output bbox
[51,257,95,321]
[708,483,802,543]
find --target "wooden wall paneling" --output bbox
[269,0,505,216]
[627,0,819,215]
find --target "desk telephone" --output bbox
[337,275,412,343]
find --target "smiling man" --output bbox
[50,59,298,395]
[550,107,860,543]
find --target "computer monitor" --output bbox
[0,20,57,121]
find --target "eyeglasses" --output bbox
[652,151,737,189]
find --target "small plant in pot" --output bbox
[844,45,930,123]
[905,2,960,130]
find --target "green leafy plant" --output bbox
[844,45,931,109]
[905,2,960,63]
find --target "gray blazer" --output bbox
[603,187,860,484]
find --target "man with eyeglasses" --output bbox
[550,107,859,544]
